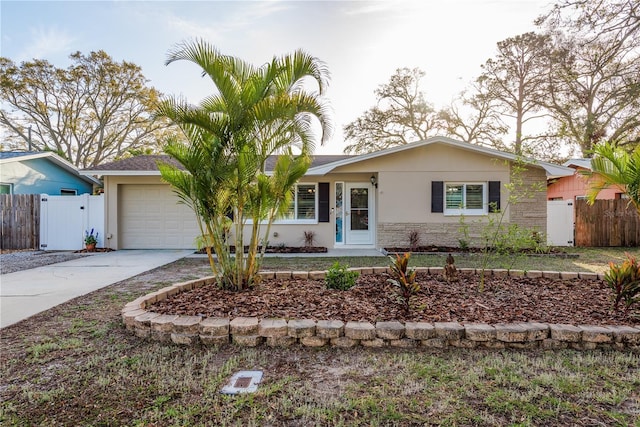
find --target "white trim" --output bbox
[344,182,375,245]
[273,183,319,224]
[444,182,487,216]
[0,182,13,194]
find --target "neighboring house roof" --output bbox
[563,159,592,170]
[1,151,102,186]
[81,136,574,178]
[83,154,354,176]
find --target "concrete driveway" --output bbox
[0,250,192,328]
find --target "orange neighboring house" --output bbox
[547,159,624,201]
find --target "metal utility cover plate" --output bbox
[220,370,263,395]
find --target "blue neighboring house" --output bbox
[0,151,101,195]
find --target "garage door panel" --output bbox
[119,184,200,249]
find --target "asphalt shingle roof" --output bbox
[86,154,354,172]
[88,155,183,171]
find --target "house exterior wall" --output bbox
[101,142,550,250]
[240,173,372,248]
[333,144,518,248]
[0,158,93,195]
[547,167,622,201]
[374,164,547,248]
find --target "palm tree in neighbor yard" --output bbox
[157,40,332,290]
[583,142,640,214]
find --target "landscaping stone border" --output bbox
[121,267,640,350]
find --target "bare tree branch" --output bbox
[0,51,177,167]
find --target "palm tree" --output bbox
[583,142,640,214]
[157,40,332,290]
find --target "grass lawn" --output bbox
[260,247,634,273]
[1,248,639,426]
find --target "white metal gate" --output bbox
[547,200,574,246]
[39,194,104,250]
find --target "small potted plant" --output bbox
[84,229,99,252]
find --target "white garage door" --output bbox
[119,184,200,249]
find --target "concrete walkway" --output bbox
[0,250,192,328]
[1,248,385,329]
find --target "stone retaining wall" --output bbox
[121,268,640,351]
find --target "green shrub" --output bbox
[604,252,640,311]
[388,252,420,313]
[325,262,359,290]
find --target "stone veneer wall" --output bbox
[122,268,640,351]
[508,164,547,236]
[377,222,484,248]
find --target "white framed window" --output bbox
[445,182,487,215]
[60,188,77,196]
[0,183,12,195]
[278,183,318,223]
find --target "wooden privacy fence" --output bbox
[0,194,40,250]
[575,199,639,247]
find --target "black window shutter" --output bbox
[488,181,501,212]
[431,181,443,213]
[318,182,330,222]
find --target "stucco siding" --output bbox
[332,143,507,174]
[240,223,334,248]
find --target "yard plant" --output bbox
[388,252,420,312]
[584,141,640,214]
[157,40,331,291]
[325,261,359,290]
[1,249,639,426]
[604,252,640,312]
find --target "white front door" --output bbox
[345,183,374,245]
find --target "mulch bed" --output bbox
[384,246,573,256]
[150,272,640,325]
[74,248,116,253]
[196,246,328,254]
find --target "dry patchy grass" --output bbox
[1,251,640,426]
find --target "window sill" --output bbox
[273,220,319,225]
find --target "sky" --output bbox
[1,0,554,154]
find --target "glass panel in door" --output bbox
[335,182,344,244]
[345,183,373,244]
[350,188,369,230]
